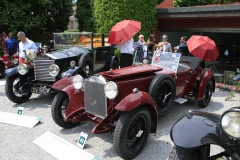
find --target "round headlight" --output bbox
[221,109,240,138]
[48,64,60,76]
[104,81,118,99]
[18,64,29,75]
[70,60,75,67]
[73,74,83,89]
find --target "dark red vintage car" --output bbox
[51,51,215,159]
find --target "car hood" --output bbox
[36,47,91,60]
[100,64,163,80]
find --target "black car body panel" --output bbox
[171,110,240,159]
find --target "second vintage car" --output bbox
[51,51,215,159]
[4,32,118,104]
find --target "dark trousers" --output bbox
[120,53,132,68]
[8,48,17,60]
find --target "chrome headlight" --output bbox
[48,64,60,76]
[73,74,83,89]
[18,64,29,75]
[104,81,118,99]
[70,60,75,67]
[221,108,240,138]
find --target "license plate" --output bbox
[31,86,47,94]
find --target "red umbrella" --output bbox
[187,35,219,62]
[108,20,141,45]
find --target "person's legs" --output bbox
[120,53,133,68]
[8,48,17,60]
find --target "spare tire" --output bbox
[148,74,176,116]
[78,53,93,75]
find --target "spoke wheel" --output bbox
[198,80,213,108]
[5,74,32,104]
[113,106,151,160]
[148,74,175,116]
[78,53,93,75]
[51,91,78,128]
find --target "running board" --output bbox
[174,98,188,104]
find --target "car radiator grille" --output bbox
[84,80,107,118]
[34,59,55,81]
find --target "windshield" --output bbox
[151,50,181,73]
[53,32,104,49]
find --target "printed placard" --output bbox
[17,107,24,115]
[77,132,88,149]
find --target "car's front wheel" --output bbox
[51,91,78,128]
[78,54,93,75]
[198,80,213,108]
[113,106,151,160]
[5,74,32,103]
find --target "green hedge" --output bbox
[93,0,163,41]
[174,0,240,7]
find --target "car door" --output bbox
[175,70,191,98]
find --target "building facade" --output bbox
[155,0,240,64]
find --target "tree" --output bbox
[0,0,73,33]
[93,0,163,39]
[75,0,95,32]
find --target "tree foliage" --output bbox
[0,0,73,33]
[174,0,240,7]
[75,0,95,32]
[93,0,163,39]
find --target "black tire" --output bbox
[113,106,151,160]
[169,145,201,160]
[148,74,176,116]
[198,80,213,108]
[51,91,78,129]
[78,54,93,75]
[5,74,32,104]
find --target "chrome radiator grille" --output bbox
[84,80,107,118]
[34,59,55,81]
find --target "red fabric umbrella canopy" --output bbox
[187,35,219,62]
[108,20,141,45]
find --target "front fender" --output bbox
[4,67,18,78]
[52,76,73,91]
[171,110,222,149]
[115,91,158,133]
[63,84,83,118]
[61,66,88,79]
[196,70,215,101]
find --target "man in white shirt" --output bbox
[17,31,38,64]
[116,38,136,68]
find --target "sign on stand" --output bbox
[77,132,88,149]
[17,107,24,115]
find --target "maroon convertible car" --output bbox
[51,51,215,159]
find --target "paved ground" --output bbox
[0,79,240,160]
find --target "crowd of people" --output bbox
[116,33,190,68]
[0,31,37,61]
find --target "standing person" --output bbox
[4,32,18,60]
[116,37,136,68]
[1,32,8,51]
[146,34,165,57]
[134,34,146,62]
[17,31,38,64]
[174,36,189,56]
[158,34,172,52]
